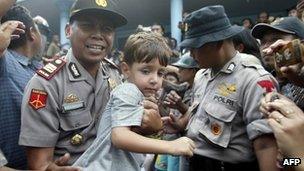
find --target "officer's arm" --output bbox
[26,147,54,170]
[26,147,80,171]
[253,135,279,171]
[241,72,280,171]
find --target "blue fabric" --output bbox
[0,50,42,169]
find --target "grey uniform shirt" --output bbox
[19,49,122,164]
[187,52,278,163]
[0,149,7,167]
[74,82,145,171]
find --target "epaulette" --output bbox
[241,56,268,76]
[36,58,66,80]
[103,58,119,70]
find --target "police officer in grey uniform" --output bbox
[19,0,163,170]
[167,6,280,171]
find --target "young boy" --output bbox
[73,32,195,170]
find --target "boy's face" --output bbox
[123,58,166,97]
[66,13,115,65]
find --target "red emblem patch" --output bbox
[257,80,275,93]
[28,89,48,110]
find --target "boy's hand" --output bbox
[135,95,163,135]
[0,20,25,56]
[169,137,195,156]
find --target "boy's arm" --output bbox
[253,134,279,171]
[111,126,194,156]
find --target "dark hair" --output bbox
[152,22,165,33]
[232,29,261,59]
[242,18,253,27]
[1,5,36,49]
[258,11,269,17]
[123,32,171,66]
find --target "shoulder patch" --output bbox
[103,58,119,70]
[36,58,66,80]
[257,80,275,93]
[28,89,48,110]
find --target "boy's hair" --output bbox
[123,32,171,66]
[1,5,36,49]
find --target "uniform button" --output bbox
[70,134,83,146]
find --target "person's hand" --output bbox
[162,113,186,134]
[0,20,25,55]
[163,90,182,108]
[168,137,195,156]
[45,153,81,171]
[262,39,304,86]
[260,93,304,158]
[280,63,304,86]
[262,39,290,56]
[138,95,163,135]
[163,90,188,114]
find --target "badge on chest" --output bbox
[61,94,85,113]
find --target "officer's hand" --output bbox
[0,20,25,56]
[46,153,81,171]
[139,96,163,135]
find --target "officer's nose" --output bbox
[91,30,104,41]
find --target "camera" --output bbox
[274,39,304,68]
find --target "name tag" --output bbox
[62,101,85,113]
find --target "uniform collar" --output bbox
[66,49,91,82]
[8,50,31,66]
[66,49,108,88]
[219,51,241,74]
[204,51,241,78]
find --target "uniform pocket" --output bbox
[198,102,237,148]
[59,108,92,131]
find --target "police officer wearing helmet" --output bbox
[19,0,163,170]
[166,5,279,171]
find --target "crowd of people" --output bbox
[1,0,304,171]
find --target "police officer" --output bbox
[19,0,163,170]
[172,53,199,107]
[167,6,279,171]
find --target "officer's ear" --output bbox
[28,25,39,42]
[65,23,72,39]
[120,62,131,79]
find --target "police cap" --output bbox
[70,0,127,28]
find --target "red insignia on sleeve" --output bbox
[28,89,48,110]
[257,80,275,93]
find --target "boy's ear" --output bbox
[120,62,131,79]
